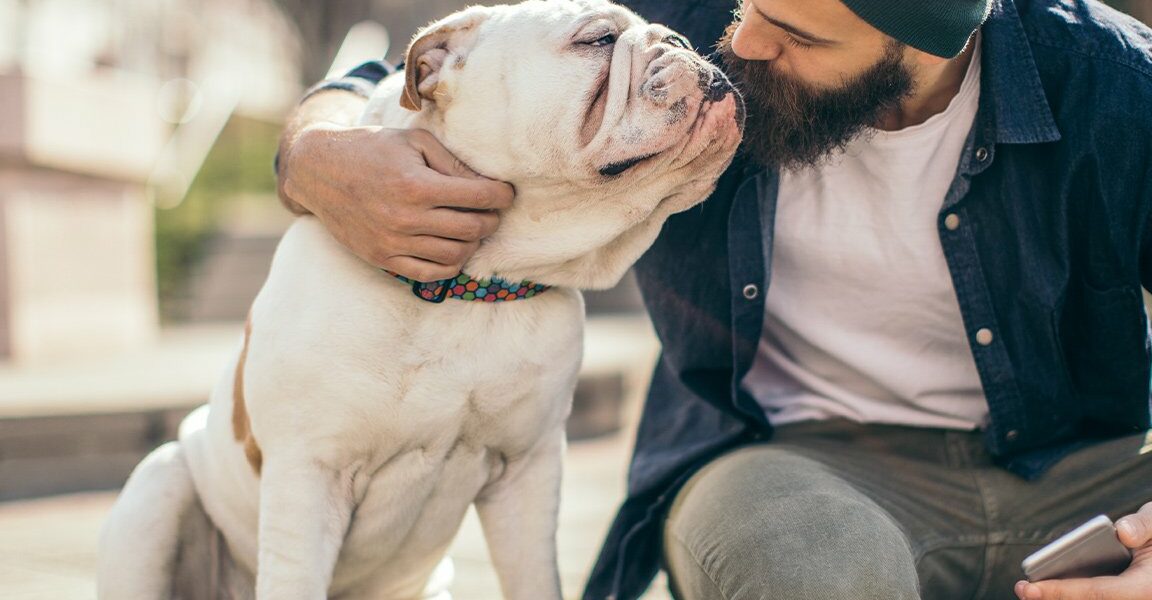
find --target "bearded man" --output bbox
[275,0,1152,598]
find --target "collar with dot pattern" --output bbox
[385,270,551,303]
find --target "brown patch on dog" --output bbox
[231,317,263,474]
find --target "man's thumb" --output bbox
[413,131,485,181]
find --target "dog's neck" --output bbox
[362,78,672,291]
[385,269,551,303]
[462,182,673,290]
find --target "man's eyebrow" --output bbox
[751,5,837,45]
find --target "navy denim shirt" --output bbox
[581,0,1152,598]
[316,0,1152,598]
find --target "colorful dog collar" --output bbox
[385,271,551,304]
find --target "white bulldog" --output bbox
[98,0,742,598]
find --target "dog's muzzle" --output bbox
[705,76,735,101]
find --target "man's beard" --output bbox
[717,21,915,170]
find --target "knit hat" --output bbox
[839,0,993,58]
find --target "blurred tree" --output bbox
[270,0,479,84]
[155,116,282,320]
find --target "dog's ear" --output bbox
[401,8,490,111]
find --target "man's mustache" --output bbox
[714,20,914,169]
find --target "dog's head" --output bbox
[392,0,744,288]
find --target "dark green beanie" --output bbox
[839,0,993,58]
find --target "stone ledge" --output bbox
[0,370,630,501]
[0,316,659,500]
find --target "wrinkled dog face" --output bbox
[399,0,744,287]
[406,0,741,185]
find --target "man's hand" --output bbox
[276,90,515,282]
[1014,503,1152,600]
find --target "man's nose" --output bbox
[731,23,782,61]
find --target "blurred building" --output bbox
[274,0,478,83]
[0,0,301,365]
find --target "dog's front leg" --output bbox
[255,456,354,600]
[475,428,565,600]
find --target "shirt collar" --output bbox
[979,0,1062,145]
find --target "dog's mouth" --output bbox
[584,41,743,181]
[706,68,746,132]
[595,87,741,180]
[597,152,659,177]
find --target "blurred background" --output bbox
[0,0,1149,598]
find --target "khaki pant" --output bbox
[663,420,1152,599]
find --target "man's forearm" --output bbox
[276,89,370,215]
[263,58,511,282]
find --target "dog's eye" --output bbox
[587,33,617,47]
[665,35,690,49]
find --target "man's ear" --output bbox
[401,8,490,111]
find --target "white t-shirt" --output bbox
[742,40,989,430]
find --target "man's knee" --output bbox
[662,447,920,599]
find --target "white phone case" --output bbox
[1021,515,1133,582]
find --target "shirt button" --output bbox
[1006,430,1020,442]
[975,147,990,162]
[742,284,759,300]
[944,214,961,231]
[975,328,994,346]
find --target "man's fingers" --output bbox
[1016,573,1147,600]
[387,206,499,241]
[406,130,515,210]
[409,129,483,180]
[404,236,481,267]
[1116,503,1152,548]
[419,168,515,211]
[381,256,461,283]
[380,235,483,281]
[417,208,500,241]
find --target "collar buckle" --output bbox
[413,280,450,303]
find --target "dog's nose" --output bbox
[705,76,733,101]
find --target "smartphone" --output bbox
[1021,515,1133,582]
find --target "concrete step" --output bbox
[0,316,658,501]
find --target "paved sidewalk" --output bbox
[0,430,672,600]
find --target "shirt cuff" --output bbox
[276,60,400,175]
[301,59,399,101]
